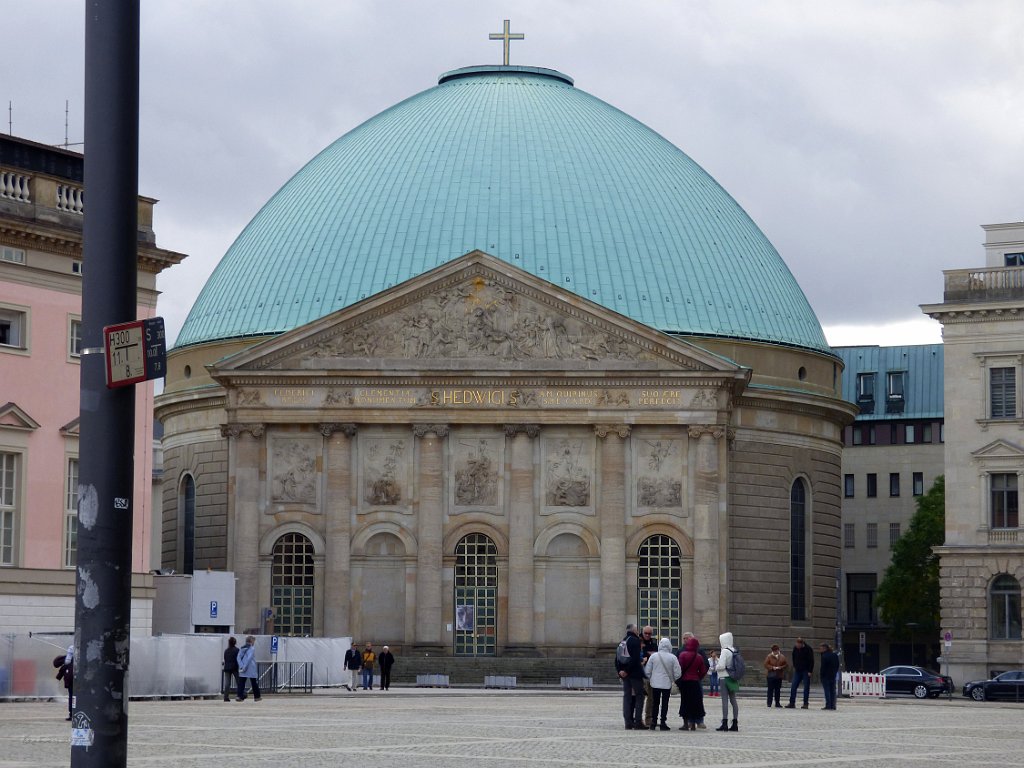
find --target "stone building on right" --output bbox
[922,221,1024,683]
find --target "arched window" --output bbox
[179,474,195,575]
[637,535,682,647]
[990,575,1022,640]
[271,532,315,636]
[454,533,497,656]
[790,478,807,622]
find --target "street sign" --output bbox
[103,317,166,388]
[944,630,952,649]
[270,635,279,656]
[859,631,866,654]
[210,600,218,619]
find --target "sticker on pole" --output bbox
[103,317,166,388]
[70,712,94,747]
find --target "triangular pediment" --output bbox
[0,402,40,431]
[972,439,1024,460]
[213,251,744,378]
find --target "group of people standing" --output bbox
[616,625,843,733]
[616,624,743,733]
[766,637,841,711]
[344,641,395,691]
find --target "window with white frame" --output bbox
[990,367,1016,419]
[991,473,1019,529]
[887,371,906,400]
[0,246,26,264]
[0,452,18,565]
[990,575,1022,640]
[64,458,79,568]
[0,306,28,349]
[68,318,82,358]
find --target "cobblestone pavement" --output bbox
[2,688,1023,768]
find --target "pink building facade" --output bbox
[0,135,185,634]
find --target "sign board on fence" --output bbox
[270,635,279,655]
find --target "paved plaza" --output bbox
[2,688,1023,768]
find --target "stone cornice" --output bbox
[214,374,741,388]
[923,306,1024,324]
[1,224,185,274]
[154,390,227,421]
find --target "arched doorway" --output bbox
[637,534,682,646]
[454,533,497,656]
[271,532,315,636]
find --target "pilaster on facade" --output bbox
[220,423,265,439]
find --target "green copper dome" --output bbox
[176,65,828,352]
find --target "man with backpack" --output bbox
[615,623,646,730]
[716,631,742,732]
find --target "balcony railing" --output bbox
[988,528,1022,545]
[944,265,1024,302]
[0,170,32,203]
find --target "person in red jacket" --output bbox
[677,636,708,730]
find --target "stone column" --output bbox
[321,423,357,637]
[504,423,540,654]
[222,423,264,634]
[413,424,448,653]
[689,425,725,642]
[596,424,631,644]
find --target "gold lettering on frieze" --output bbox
[538,389,597,407]
[430,389,507,406]
[637,389,682,406]
[272,388,311,405]
[354,388,420,406]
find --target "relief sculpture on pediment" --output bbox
[310,277,654,363]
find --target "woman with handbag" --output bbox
[643,637,681,731]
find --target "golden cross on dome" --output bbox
[489,19,524,66]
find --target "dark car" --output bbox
[962,670,1024,702]
[879,665,953,698]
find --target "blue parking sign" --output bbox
[270,635,279,655]
[210,600,218,619]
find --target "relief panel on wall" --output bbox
[542,435,594,515]
[358,435,412,513]
[634,437,685,515]
[450,434,504,514]
[270,436,320,507]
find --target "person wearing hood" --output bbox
[644,637,681,730]
[717,631,740,732]
[615,623,646,730]
[676,636,708,731]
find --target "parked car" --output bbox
[879,665,953,698]
[962,670,1024,702]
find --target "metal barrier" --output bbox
[415,674,450,687]
[560,676,593,690]
[256,661,313,694]
[841,672,886,698]
[484,675,516,689]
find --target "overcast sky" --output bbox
[5,1,1022,348]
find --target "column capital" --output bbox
[220,422,264,439]
[687,424,726,440]
[412,423,450,438]
[504,423,540,438]
[320,422,357,438]
[594,424,631,439]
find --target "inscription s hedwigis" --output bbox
[431,389,507,406]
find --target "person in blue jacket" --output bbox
[236,635,261,701]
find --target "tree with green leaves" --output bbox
[875,475,945,642]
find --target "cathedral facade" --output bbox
[156,64,854,656]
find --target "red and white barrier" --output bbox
[842,672,886,698]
